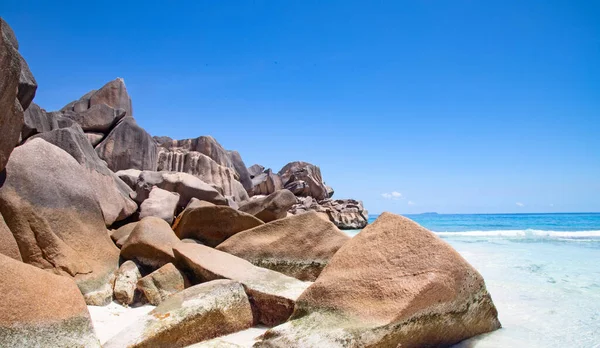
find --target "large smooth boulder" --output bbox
[89,78,132,117]
[217,212,349,281]
[250,169,283,196]
[120,216,181,269]
[0,18,23,172]
[174,243,310,326]
[0,212,21,260]
[174,205,264,247]
[0,139,119,305]
[256,213,501,347]
[0,254,101,347]
[137,263,189,305]
[113,260,142,306]
[139,186,179,224]
[247,164,265,178]
[157,147,248,202]
[21,102,76,140]
[110,222,137,248]
[238,189,296,222]
[120,170,228,208]
[34,125,137,225]
[104,280,253,348]
[96,116,158,171]
[62,103,125,133]
[278,161,328,200]
[228,150,252,192]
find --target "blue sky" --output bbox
[4,1,599,214]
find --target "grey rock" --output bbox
[239,189,296,222]
[139,186,179,224]
[279,161,329,200]
[114,260,142,306]
[247,164,265,178]
[89,78,132,117]
[63,103,125,132]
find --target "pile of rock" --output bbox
[0,17,500,347]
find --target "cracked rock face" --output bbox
[256,213,501,347]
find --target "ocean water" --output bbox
[347,213,600,348]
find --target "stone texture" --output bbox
[247,164,265,178]
[121,216,181,269]
[34,125,137,225]
[62,102,125,132]
[174,205,264,247]
[16,54,37,111]
[174,243,310,326]
[158,135,234,168]
[85,132,104,146]
[0,212,21,260]
[228,150,252,192]
[239,189,296,223]
[114,260,142,306]
[120,170,228,209]
[0,254,101,347]
[96,116,158,172]
[278,161,328,200]
[139,186,179,224]
[21,102,77,140]
[0,139,119,305]
[290,197,369,230]
[256,213,501,347]
[0,18,23,172]
[111,222,137,248]
[137,263,189,305]
[217,212,349,281]
[250,169,283,196]
[89,78,132,117]
[104,280,253,348]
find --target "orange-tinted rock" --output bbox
[238,189,296,223]
[256,213,501,347]
[121,217,181,269]
[137,263,189,305]
[0,213,20,261]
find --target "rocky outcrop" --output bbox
[120,216,181,269]
[110,222,137,248]
[0,139,119,305]
[88,78,133,117]
[113,260,142,306]
[120,170,228,209]
[256,213,501,347]
[138,186,179,224]
[247,164,265,178]
[0,254,100,347]
[136,263,189,305]
[238,190,296,223]
[278,161,328,200]
[290,197,369,229]
[34,124,137,225]
[174,205,264,247]
[250,169,283,196]
[21,102,76,140]
[104,280,253,348]
[228,150,253,191]
[0,212,21,261]
[217,212,349,281]
[174,243,310,326]
[62,103,125,133]
[96,116,158,171]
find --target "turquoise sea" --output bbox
[347,213,600,348]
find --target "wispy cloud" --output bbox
[381,191,402,200]
[516,202,524,207]
[408,200,415,206]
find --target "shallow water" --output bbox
[348,213,600,348]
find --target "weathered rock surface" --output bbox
[0,139,119,305]
[111,222,137,248]
[120,170,228,209]
[62,102,125,132]
[174,243,310,326]
[239,189,296,223]
[157,146,249,202]
[34,125,137,225]
[121,216,181,269]
[247,164,265,178]
[0,18,24,172]
[278,161,328,200]
[104,280,253,348]
[21,102,76,140]
[114,260,142,306]
[291,197,369,230]
[217,212,349,281]
[96,116,157,171]
[137,263,189,305]
[88,77,132,117]
[250,169,283,196]
[0,254,101,347]
[0,212,21,260]
[256,213,501,347]
[158,135,234,168]
[85,132,104,146]
[139,186,179,224]
[228,150,253,192]
[174,205,264,247]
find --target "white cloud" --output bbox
[408,200,415,206]
[516,202,524,207]
[381,191,402,200]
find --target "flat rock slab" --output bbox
[174,243,310,326]
[104,280,253,348]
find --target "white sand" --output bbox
[189,327,269,347]
[87,302,155,344]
